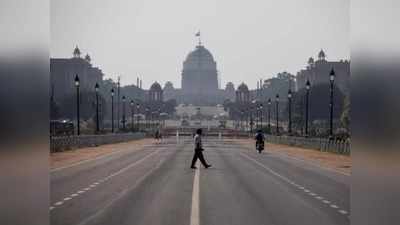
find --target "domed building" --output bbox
[161,38,237,105]
[236,83,250,103]
[148,82,163,102]
[182,44,219,93]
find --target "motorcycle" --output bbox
[256,140,264,153]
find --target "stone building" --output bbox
[236,83,250,103]
[148,82,163,102]
[296,49,350,95]
[163,41,235,106]
[50,46,104,102]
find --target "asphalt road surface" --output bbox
[50,137,350,225]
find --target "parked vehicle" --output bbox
[50,120,74,136]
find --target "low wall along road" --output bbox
[50,133,145,152]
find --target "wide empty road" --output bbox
[50,137,349,225]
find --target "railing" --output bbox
[265,135,350,155]
[50,132,145,152]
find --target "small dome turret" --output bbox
[73,45,81,58]
[84,53,91,62]
[318,49,326,61]
[237,82,249,92]
[308,57,314,65]
[150,82,162,92]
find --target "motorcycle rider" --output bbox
[254,129,265,153]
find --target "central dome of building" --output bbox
[181,43,219,104]
[183,44,217,71]
[185,45,215,62]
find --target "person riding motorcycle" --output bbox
[254,129,265,153]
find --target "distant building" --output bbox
[148,82,163,102]
[258,71,295,102]
[50,46,104,102]
[163,40,235,105]
[296,49,350,94]
[236,83,250,103]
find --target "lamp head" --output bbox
[306,80,311,90]
[330,68,335,81]
[74,74,80,87]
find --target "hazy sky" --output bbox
[51,0,349,89]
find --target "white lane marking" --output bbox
[240,152,349,216]
[71,194,79,197]
[263,150,350,176]
[54,201,63,206]
[49,141,163,173]
[49,207,55,211]
[51,149,160,211]
[338,210,348,215]
[190,162,200,225]
[330,205,339,209]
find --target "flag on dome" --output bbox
[195,31,200,37]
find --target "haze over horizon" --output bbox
[51,0,349,89]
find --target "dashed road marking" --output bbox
[330,204,339,209]
[51,149,160,211]
[240,152,349,217]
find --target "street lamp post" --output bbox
[111,88,114,133]
[260,104,263,129]
[276,94,279,135]
[305,80,311,137]
[136,103,140,131]
[130,100,134,132]
[95,83,100,133]
[145,107,149,129]
[288,89,292,135]
[117,78,120,130]
[268,98,271,132]
[241,110,244,131]
[329,68,335,138]
[250,106,254,134]
[122,96,126,130]
[74,75,80,136]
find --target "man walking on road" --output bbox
[191,128,212,169]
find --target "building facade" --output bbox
[50,46,104,102]
[296,49,350,95]
[163,42,235,105]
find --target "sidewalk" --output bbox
[234,139,351,176]
[50,138,154,170]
